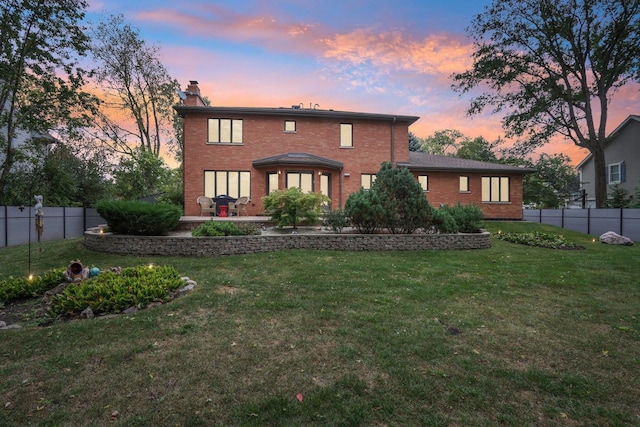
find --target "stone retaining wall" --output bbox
[84,229,491,257]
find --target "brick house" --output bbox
[175,81,532,220]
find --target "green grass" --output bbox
[1,222,639,426]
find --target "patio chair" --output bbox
[228,196,249,216]
[197,196,216,216]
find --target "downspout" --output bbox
[339,167,343,208]
[391,117,397,164]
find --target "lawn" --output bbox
[1,222,639,426]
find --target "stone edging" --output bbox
[84,228,491,257]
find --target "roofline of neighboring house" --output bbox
[174,105,420,125]
[576,114,640,169]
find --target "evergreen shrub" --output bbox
[96,200,181,235]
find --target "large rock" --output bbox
[599,231,634,246]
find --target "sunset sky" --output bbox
[86,0,639,165]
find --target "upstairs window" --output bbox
[340,123,353,147]
[208,119,243,144]
[607,162,625,184]
[284,120,296,133]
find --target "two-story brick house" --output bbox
[176,81,532,219]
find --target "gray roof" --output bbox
[253,152,344,169]
[174,105,419,124]
[398,152,536,174]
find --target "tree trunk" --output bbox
[591,147,607,208]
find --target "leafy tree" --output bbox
[371,162,432,234]
[0,0,97,200]
[262,187,329,229]
[112,148,172,200]
[89,14,179,157]
[452,0,640,208]
[420,129,463,156]
[456,136,499,162]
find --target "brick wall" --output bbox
[415,172,524,220]
[183,112,410,216]
[84,229,491,257]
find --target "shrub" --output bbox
[50,265,184,316]
[431,208,459,234]
[96,200,181,235]
[0,268,65,304]
[344,188,385,234]
[262,187,329,229]
[372,162,432,234]
[323,208,350,233]
[441,203,484,233]
[494,231,582,249]
[192,221,260,236]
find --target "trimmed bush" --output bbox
[192,221,260,236]
[441,203,484,233]
[96,200,181,236]
[262,187,329,229]
[323,208,350,233]
[431,208,459,234]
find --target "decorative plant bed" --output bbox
[84,227,491,257]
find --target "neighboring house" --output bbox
[576,115,640,207]
[175,81,533,220]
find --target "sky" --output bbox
[86,0,640,165]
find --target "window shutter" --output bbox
[621,162,626,183]
[606,165,610,184]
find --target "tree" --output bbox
[452,0,640,207]
[371,162,432,234]
[112,148,172,200]
[456,136,499,162]
[505,153,579,208]
[0,0,97,200]
[409,131,422,152]
[89,14,179,157]
[420,129,463,156]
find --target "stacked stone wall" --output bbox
[84,230,491,257]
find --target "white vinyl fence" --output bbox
[523,208,640,242]
[1,206,104,248]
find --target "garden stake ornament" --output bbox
[34,195,44,251]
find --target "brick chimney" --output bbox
[183,80,206,106]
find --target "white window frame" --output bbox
[608,162,623,184]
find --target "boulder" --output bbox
[599,231,634,246]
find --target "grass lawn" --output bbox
[1,222,639,426]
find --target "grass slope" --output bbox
[0,222,639,426]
